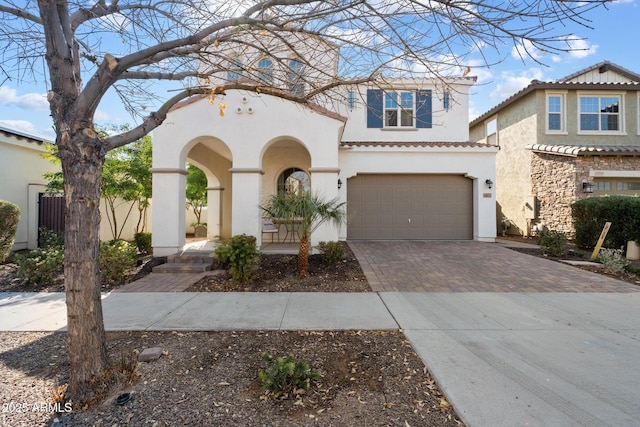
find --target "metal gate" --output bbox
[38,193,65,243]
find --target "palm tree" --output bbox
[260,192,346,278]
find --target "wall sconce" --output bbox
[337,178,343,189]
[582,181,593,194]
[485,179,493,189]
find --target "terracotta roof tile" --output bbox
[340,141,495,148]
[526,143,640,157]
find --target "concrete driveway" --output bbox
[350,240,640,426]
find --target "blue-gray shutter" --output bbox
[366,89,383,128]
[416,90,432,128]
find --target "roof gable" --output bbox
[558,61,640,84]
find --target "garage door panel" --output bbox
[347,174,472,240]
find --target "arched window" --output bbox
[288,59,304,96]
[227,57,243,81]
[257,58,274,83]
[278,168,310,196]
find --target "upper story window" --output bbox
[257,58,274,83]
[546,93,565,133]
[579,94,622,133]
[227,58,243,82]
[385,92,414,127]
[287,59,305,96]
[347,91,356,111]
[366,89,432,129]
[443,91,450,110]
[486,117,497,145]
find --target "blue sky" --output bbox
[0,0,638,141]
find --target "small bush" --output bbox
[214,234,259,283]
[317,241,344,264]
[572,196,640,249]
[15,246,64,285]
[39,227,64,249]
[538,229,567,257]
[0,200,21,263]
[597,248,630,272]
[259,352,319,396]
[100,240,137,284]
[134,232,152,254]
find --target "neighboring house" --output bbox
[0,126,58,250]
[0,125,151,252]
[469,61,640,237]
[151,41,497,256]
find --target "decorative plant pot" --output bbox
[626,240,640,261]
[194,225,207,238]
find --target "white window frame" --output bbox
[545,91,567,134]
[485,116,498,146]
[577,91,625,135]
[384,91,415,128]
[637,92,640,136]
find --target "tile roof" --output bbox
[340,141,496,148]
[526,144,640,157]
[0,125,50,144]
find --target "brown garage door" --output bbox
[347,174,473,240]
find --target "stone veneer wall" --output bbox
[530,153,579,235]
[531,153,640,235]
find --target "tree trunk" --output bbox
[298,235,309,278]
[61,130,113,406]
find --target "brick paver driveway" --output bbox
[349,240,640,292]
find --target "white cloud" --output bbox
[0,119,53,138]
[0,87,49,111]
[489,68,545,100]
[94,109,119,122]
[511,39,542,61]
[565,36,598,59]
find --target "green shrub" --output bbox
[100,240,137,284]
[597,248,630,272]
[39,227,64,249]
[258,352,319,395]
[317,241,344,264]
[0,200,21,263]
[214,234,259,283]
[538,229,567,257]
[15,246,64,285]
[134,232,152,254]
[572,196,640,249]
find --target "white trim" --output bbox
[577,91,626,134]
[545,90,567,134]
[590,170,640,178]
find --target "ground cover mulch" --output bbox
[186,242,370,293]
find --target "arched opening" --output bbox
[278,167,310,195]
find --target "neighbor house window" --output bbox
[277,168,310,196]
[384,91,414,127]
[579,94,622,132]
[257,58,274,83]
[486,117,497,145]
[227,58,243,81]
[443,91,450,110]
[546,93,565,132]
[287,59,304,96]
[347,91,356,111]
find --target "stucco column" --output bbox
[206,186,223,240]
[151,168,187,257]
[309,167,341,245]
[230,168,263,242]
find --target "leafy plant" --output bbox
[0,200,20,263]
[597,248,630,272]
[260,192,346,278]
[215,234,259,283]
[572,196,640,249]
[134,232,152,255]
[538,229,567,257]
[186,164,208,227]
[258,352,318,396]
[318,241,343,264]
[39,227,64,249]
[15,246,64,285]
[99,240,137,284]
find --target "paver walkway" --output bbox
[349,240,640,292]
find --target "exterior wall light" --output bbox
[485,179,493,189]
[337,178,343,189]
[582,182,593,194]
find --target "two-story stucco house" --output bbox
[151,38,497,256]
[469,61,640,237]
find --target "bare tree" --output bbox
[0,0,607,405]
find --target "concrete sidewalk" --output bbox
[1,290,639,426]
